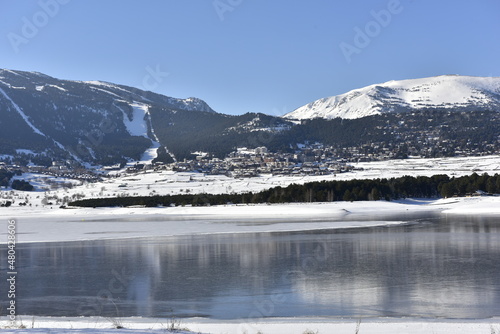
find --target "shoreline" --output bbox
[2,196,500,244]
[2,315,500,334]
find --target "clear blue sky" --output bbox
[1,0,499,115]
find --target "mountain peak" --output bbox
[284,75,500,120]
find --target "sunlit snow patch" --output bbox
[123,102,150,137]
[122,102,160,165]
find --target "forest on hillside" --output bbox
[151,108,500,161]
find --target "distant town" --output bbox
[161,144,354,177]
[1,128,497,184]
[1,142,354,181]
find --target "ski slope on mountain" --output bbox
[0,85,47,137]
[0,69,216,166]
[285,75,500,120]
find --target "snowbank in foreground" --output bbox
[440,196,500,214]
[2,316,500,334]
[2,196,499,244]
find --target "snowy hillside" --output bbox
[83,80,214,113]
[284,75,500,120]
[0,69,216,166]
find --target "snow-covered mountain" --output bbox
[0,69,216,166]
[284,75,500,120]
[0,69,294,166]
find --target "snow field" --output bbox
[2,317,500,334]
[1,155,499,220]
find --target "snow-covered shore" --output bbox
[2,316,500,334]
[3,155,500,212]
[2,196,499,244]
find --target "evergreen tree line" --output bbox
[11,179,34,191]
[0,169,34,190]
[0,169,15,187]
[69,173,500,208]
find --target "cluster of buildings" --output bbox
[164,145,354,177]
[0,160,100,181]
[312,112,500,162]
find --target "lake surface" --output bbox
[2,213,500,320]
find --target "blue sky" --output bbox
[1,0,499,115]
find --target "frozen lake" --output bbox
[3,213,500,320]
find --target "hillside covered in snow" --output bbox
[0,69,295,166]
[0,69,217,167]
[284,75,500,120]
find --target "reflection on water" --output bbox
[1,214,500,319]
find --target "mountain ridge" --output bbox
[0,69,295,166]
[0,69,217,166]
[284,75,500,120]
[0,69,216,113]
